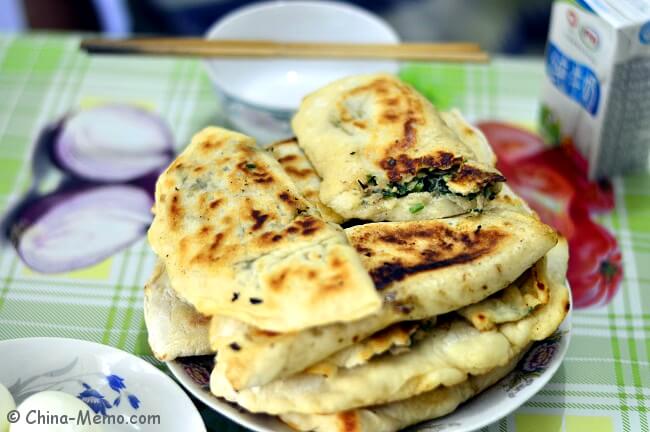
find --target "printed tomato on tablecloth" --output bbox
[478,122,622,308]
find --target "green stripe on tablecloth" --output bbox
[0,258,18,318]
[609,303,632,431]
[102,251,130,345]
[117,242,148,350]
[526,401,647,411]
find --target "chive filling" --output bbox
[409,203,425,214]
[363,169,499,200]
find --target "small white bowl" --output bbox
[0,338,206,432]
[204,1,400,144]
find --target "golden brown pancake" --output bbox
[458,258,550,331]
[292,74,505,221]
[280,352,524,432]
[148,127,380,333]
[209,239,569,416]
[210,207,557,389]
[268,138,343,223]
[143,261,212,361]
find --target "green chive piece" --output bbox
[409,203,425,213]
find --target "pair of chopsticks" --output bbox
[80,38,489,63]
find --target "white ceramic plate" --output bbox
[169,309,572,432]
[0,337,206,432]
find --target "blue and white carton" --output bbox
[540,0,650,178]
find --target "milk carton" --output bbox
[540,0,650,179]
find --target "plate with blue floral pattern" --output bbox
[169,306,572,432]
[0,337,206,431]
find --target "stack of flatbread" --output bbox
[144,74,570,432]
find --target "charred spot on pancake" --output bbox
[209,232,224,251]
[564,299,571,311]
[198,225,211,236]
[396,117,418,150]
[252,328,280,338]
[285,166,315,179]
[201,136,222,152]
[258,231,283,246]
[231,292,240,302]
[179,236,189,256]
[338,411,360,432]
[250,209,269,231]
[278,191,293,203]
[249,297,263,305]
[317,276,347,295]
[354,245,373,257]
[360,225,507,289]
[294,216,323,236]
[277,154,298,163]
[269,269,288,292]
[253,174,274,184]
[197,193,208,209]
[236,160,274,184]
[380,152,462,183]
[268,263,350,298]
[229,342,241,351]
[450,164,506,190]
[439,240,454,251]
[537,281,546,291]
[419,248,441,261]
[374,83,389,95]
[378,232,408,245]
[168,193,183,230]
[209,198,223,209]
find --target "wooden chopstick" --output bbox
[80,38,489,63]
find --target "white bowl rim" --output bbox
[203,0,400,110]
[0,336,207,432]
[206,0,400,43]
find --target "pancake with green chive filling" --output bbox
[292,74,505,222]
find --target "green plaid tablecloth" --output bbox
[1,34,649,432]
